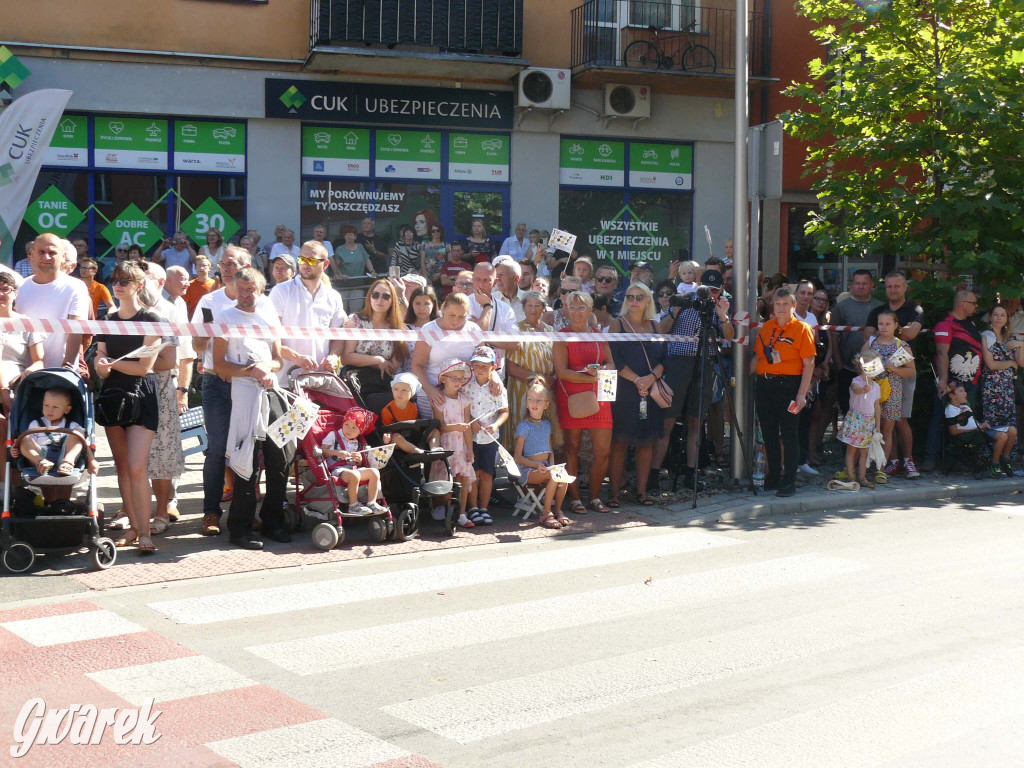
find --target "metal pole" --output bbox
[731,0,750,482]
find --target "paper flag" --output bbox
[548,463,577,484]
[597,369,618,402]
[366,443,397,469]
[113,341,170,363]
[548,228,577,254]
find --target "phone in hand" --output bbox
[389,266,401,281]
[201,308,213,323]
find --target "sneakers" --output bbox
[348,502,372,516]
[797,463,819,476]
[366,500,388,514]
[457,513,475,528]
[229,532,263,550]
[903,458,921,479]
[201,512,221,536]
[883,459,904,477]
[988,463,1006,480]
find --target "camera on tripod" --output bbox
[670,285,716,315]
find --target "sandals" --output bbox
[222,485,234,502]
[637,494,656,506]
[468,508,493,526]
[137,536,156,554]
[57,460,75,476]
[540,513,563,529]
[569,500,587,515]
[857,476,875,489]
[108,514,130,531]
[150,517,169,535]
[606,497,621,509]
[36,459,54,475]
[556,511,572,526]
[588,498,610,514]
[114,529,139,548]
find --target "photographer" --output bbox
[753,286,816,497]
[652,271,735,491]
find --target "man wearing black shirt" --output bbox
[355,217,389,274]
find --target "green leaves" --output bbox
[785,0,1024,304]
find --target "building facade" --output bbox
[3,0,786,279]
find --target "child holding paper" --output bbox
[465,346,507,526]
[514,376,570,528]
[865,309,916,480]
[433,359,476,528]
[321,406,387,516]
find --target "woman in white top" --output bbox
[199,227,226,270]
[411,292,481,418]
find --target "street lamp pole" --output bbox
[731,0,750,482]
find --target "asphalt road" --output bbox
[3,495,1024,767]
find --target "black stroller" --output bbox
[0,368,112,573]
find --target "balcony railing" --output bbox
[570,0,770,77]
[311,0,524,56]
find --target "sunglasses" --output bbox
[559,288,573,295]
[596,276,616,283]
[625,294,646,302]
[298,256,323,266]
[370,291,392,301]
[658,291,674,298]
[111,278,134,287]
[431,228,441,233]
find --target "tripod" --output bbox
[673,309,750,508]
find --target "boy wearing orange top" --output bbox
[77,258,113,316]
[380,372,436,454]
[184,255,219,316]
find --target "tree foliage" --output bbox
[782,0,1024,305]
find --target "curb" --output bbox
[657,477,1024,526]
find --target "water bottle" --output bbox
[639,396,648,420]
[753,445,765,493]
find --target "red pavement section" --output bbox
[68,515,649,591]
[0,601,448,768]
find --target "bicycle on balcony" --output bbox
[623,22,716,73]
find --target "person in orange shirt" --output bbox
[77,257,114,317]
[184,254,219,316]
[753,286,816,497]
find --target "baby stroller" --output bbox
[0,368,112,573]
[336,369,461,538]
[290,372,396,550]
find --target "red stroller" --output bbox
[290,372,396,550]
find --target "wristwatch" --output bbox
[176,386,187,393]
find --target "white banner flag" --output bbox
[0,89,73,262]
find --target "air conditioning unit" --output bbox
[517,68,571,110]
[603,84,651,118]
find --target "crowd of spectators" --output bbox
[4,215,1018,552]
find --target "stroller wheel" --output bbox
[393,505,419,542]
[2,541,36,573]
[283,503,301,533]
[311,522,340,551]
[368,518,388,543]
[444,502,459,537]
[90,538,117,571]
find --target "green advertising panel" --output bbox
[301,126,370,177]
[24,186,85,237]
[448,133,510,182]
[101,203,162,251]
[374,129,441,179]
[628,142,694,190]
[559,139,626,187]
[94,117,169,170]
[180,197,240,243]
[174,120,246,173]
[45,115,88,168]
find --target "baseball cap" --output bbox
[470,346,497,365]
[272,253,297,271]
[701,270,724,289]
[632,261,653,272]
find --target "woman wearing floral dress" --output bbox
[504,291,556,453]
[340,278,407,399]
[866,309,915,483]
[981,304,1024,475]
[421,224,449,291]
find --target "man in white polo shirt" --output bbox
[269,240,347,383]
[16,233,89,369]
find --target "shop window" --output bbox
[218,177,245,201]
[91,174,170,259]
[452,191,504,241]
[176,176,246,241]
[94,174,113,205]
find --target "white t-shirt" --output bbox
[677,281,698,296]
[269,243,300,261]
[191,288,278,370]
[213,305,281,368]
[945,402,978,431]
[795,308,814,326]
[15,274,90,368]
[464,377,508,444]
[269,276,347,372]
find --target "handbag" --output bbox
[561,341,602,419]
[624,318,674,409]
[95,384,142,427]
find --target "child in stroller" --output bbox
[11,387,95,502]
[321,406,388,516]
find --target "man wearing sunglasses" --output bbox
[593,263,623,317]
[269,240,346,383]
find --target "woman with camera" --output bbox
[753,286,816,497]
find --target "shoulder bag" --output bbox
[623,318,673,410]
[560,341,601,419]
[95,381,142,427]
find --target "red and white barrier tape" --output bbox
[0,316,920,347]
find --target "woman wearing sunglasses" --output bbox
[421,223,449,291]
[542,276,599,332]
[341,278,408,400]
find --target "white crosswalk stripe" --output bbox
[626,646,1024,768]
[1,609,145,646]
[379,587,1001,744]
[147,529,741,625]
[246,554,865,675]
[87,655,256,705]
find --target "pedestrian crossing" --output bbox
[6,512,1024,767]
